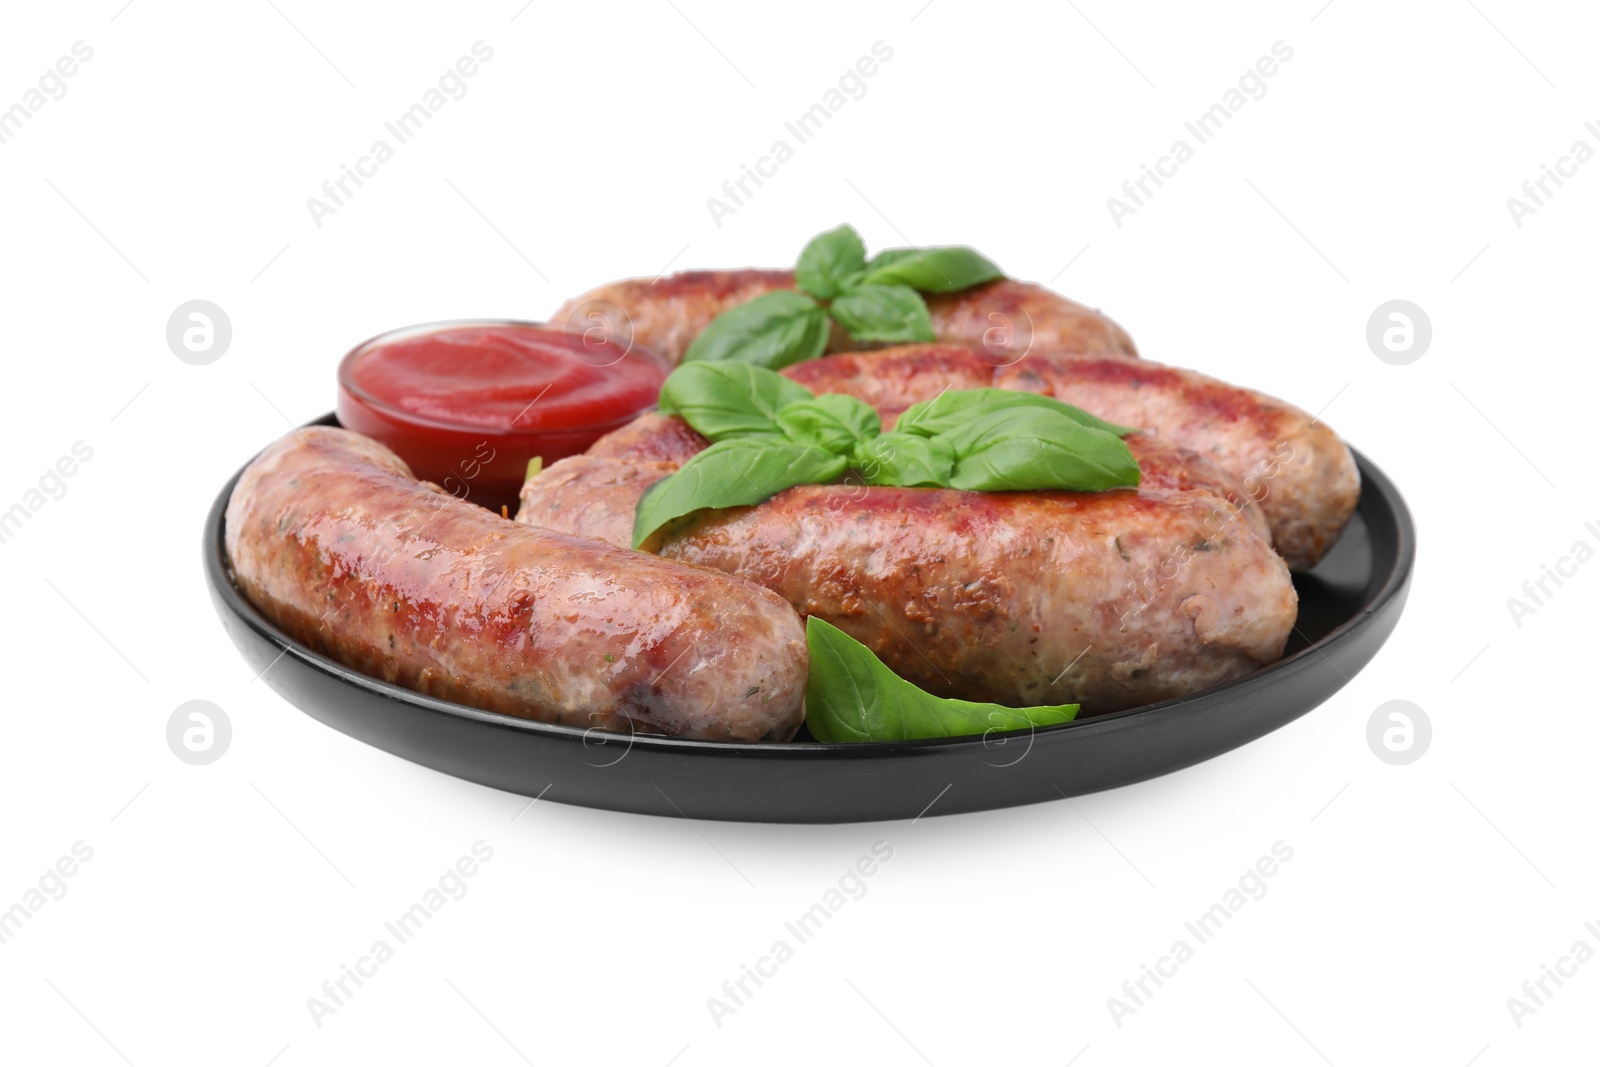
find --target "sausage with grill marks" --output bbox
[551,269,1138,365]
[226,426,808,741]
[517,414,1295,713]
[784,345,1359,571]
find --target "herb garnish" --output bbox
[682,224,1004,369]
[633,362,1139,547]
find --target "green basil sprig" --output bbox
[853,246,1008,293]
[805,617,1079,742]
[634,363,1140,547]
[922,406,1141,493]
[682,224,1004,369]
[892,388,1137,439]
[631,438,847,549]
[657,361,813,439]
[775,394,881,453]
[794,222,867,299]
[678,290,831,369]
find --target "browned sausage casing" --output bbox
[551,270,1138,365]
[518,415,1296,713]
[784,345,1359,571]
[226,426,807,741]
[533,414,1273,549]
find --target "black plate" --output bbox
[204,415,1414,823]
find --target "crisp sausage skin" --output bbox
[662,485,1294,712]
[226,426,807,741]
[549,270,1138,365]
[542,413,1273,549]
[518,415,1295,713]
[785,346,1359,572]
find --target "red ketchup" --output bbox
[337,321,667,511]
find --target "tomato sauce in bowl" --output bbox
[337,321,667,510]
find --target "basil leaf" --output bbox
[682,290,831,369]
[828,284,935,343]
[775,394,881,454]
[852,431,954,487]
[794,224,867,300]
[858,246,1004,293]
[805,617,1078,742]
[895,388,1139,439]
[941,408,1140,492]
[632,438,848,548]
[657,361,815,440]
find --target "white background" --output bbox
[0,1,1594,1063]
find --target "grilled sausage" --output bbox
[517,415,1295,713]
[225,426,807,741]
[784,345,1359,571]
[530,413,1272,549]
[550,270,1138,365]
